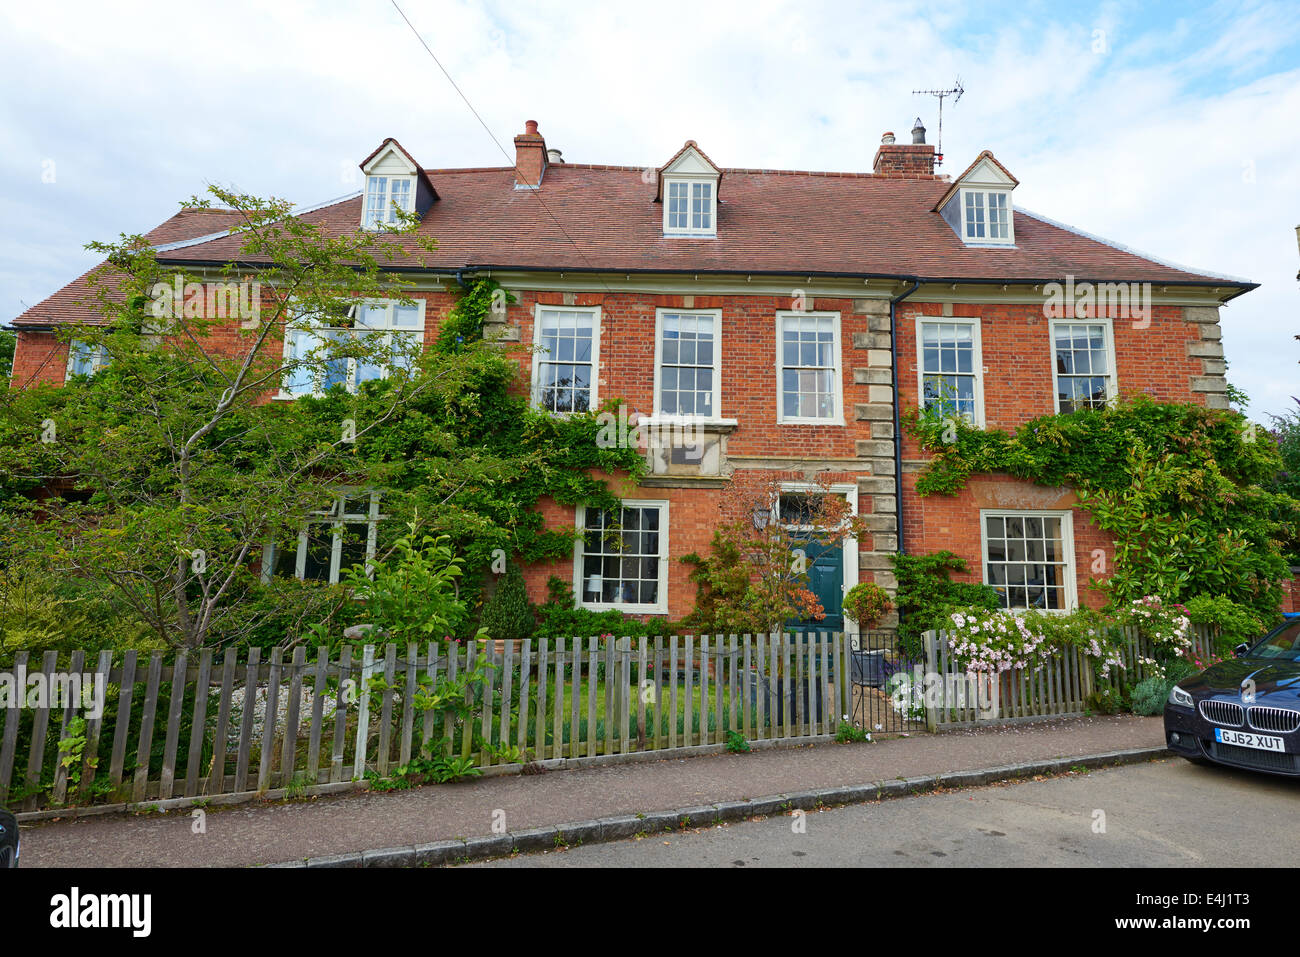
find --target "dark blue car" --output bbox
[0,808,16,868]
[1165,617,1300,775]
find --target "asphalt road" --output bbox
[472,757,1300,867]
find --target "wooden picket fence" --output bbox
[0,633,850,813]
[921,623,1218,728]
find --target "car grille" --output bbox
[1247,706,1300,734]
[1208,741,1300,773]
[1199,699,1244,727]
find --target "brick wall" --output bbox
[896,301,1213,459]
[10,331,69,388]
[520,468,866,621]
[497,290,870,459]
[900,470,1113,611]
[484,288,885,618]
[897,299,1226,611]
[13,283,1238,623]
[1282,571,1300,615]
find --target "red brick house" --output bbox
[8,120,1256,634]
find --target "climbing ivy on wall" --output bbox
[905,396,1299,624]
[296,276,647,621]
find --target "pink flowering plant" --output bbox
[945,606,1128,681]
[1117,595,1192,674]
[945,609,1054,674]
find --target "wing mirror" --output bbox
[1234,643,1251,658]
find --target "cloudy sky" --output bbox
[2,0,1297,417]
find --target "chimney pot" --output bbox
[547,148,564,164]
[525,119,538,135]
[881,131,896,144]
[911,117,926,144]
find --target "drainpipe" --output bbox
[887,278,919,642]
[889,279,920,558]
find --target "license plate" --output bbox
[1215,728,1285,752]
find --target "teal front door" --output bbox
[788,539,844,633]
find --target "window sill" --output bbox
[531,406,595,418]
[640,416,738,433]
[776,417,847,427]
[578,601,669,616]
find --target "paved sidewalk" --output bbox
[21,715,1164,867]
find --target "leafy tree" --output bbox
[0,185,442,650]
[0,187,646,653]
[0,325,14,380]
[1268,399,1300,563]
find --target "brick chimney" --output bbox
[872,122,936,178]
[514,119,547,188]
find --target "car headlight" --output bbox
[1168,685,1194,708]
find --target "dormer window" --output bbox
[357,138,437,230]
[363,175,414,228]
[936,151,1018,247]
[657,141,721,238]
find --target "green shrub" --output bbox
[843,581,892,628]
[1085,686,1124,715]
[1184,594,1270,656]
[835,723,872,743]
[340,528,471,645]
[479,562,536,642]
[1131,659,1198,716]
[1130,676,1169,716]
[892,551,1001,659]
[534,577,656,640]
[1268,400,1300,564]
[725,730,751,754]
[0,564,158,658]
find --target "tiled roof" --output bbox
[13,164,1252,328]
[12,208,246,327]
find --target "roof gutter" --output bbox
[148,258,1259,295]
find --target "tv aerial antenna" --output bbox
[911,77,964,166]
